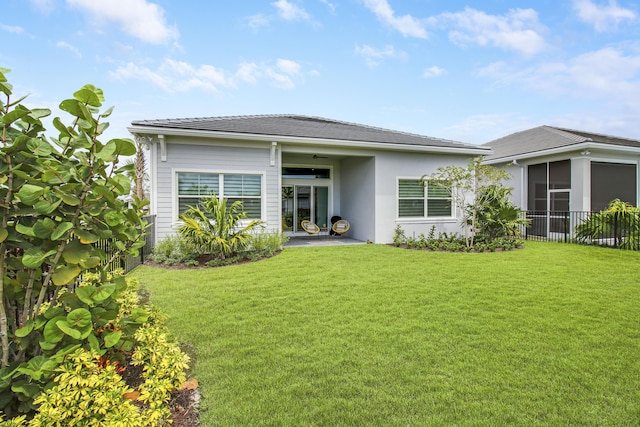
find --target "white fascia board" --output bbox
[482,142,640,165]
[127,125,491,156]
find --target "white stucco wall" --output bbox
[374,151,472,244]
[489,150,640,212]
[340,156,376,242]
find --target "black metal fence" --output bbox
[95,214,156,274]
[521,210,640,250]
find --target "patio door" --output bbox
[548,190,570,234]
[282,185,329,233]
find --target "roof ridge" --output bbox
[482,125,548,146]
[543,125,590,143]
[132,114,474,147]
[550,125,640,144]
[133,114,297,124]
[291,115,472,147]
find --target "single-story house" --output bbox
[128,115,490,244]
[482,125,640,237]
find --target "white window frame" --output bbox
[396,177,455,221]
[172,169,266,227]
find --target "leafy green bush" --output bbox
[392,225,522,252]
[150,230,286,267]
[148,235,198,264]
[28,349,143,427]
[473,184,528,241]
[575,199,640,250]
[178,195,263,259]
[132,321,190,420]
[0,68,154,417]
[0,282,191,426]
[245,231,288,257]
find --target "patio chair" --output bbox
[332,219,350,236]
[301,220,320,235]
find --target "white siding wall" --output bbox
[153,137,279,242]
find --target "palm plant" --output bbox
[178,195,264,259]
[575,199,640,249]
[472,184,528,241]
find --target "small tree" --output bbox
[124,141,149,206]
[178,195,263,259]
[473,184,528,241]
[424,157,516,248]
[0,68,149,415]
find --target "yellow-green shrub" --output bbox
[132,321,190,414]
[29,349,143,427]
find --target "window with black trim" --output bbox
[398,179,452,218]
[177,172,262,219]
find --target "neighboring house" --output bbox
[128,115,490,244]
[482,125,640,236]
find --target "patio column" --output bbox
[571,155,591,211]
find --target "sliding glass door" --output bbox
[282,185,329,233]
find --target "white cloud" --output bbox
[446,113,536,144]
[423,66,445,78]
[266,59,303,89]
[478,47,640,103]
[111,58,305,92]
[573,0,636,31]
[363,0,428,38]
[235,62,262,84]
[29,0,54,13]
[440,7,546,56]
[320,0,336,13]
[354,44,408,67]
[272,0,310,21]
[1,25,24,34]
[247,13,270,30]
[110,60,229,93]
[66,0,179,44]
[276,59,302,76]
[56,41,82,57]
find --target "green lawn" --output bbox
[131,241,640,426]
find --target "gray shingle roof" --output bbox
[130,114,486,151]
[482,125,640,162]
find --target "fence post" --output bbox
[614,212,619,248]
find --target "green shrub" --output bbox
[29,349,144,427]
[392,225,406,247]
[178,195,264,259]
[575,199,640,249]
[0,69,151,417]
[246,231,288,256]
[390,225,522,253]
[148,235,198,264]
[132,321,190,418]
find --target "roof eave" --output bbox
[127,125,491,156]
[483,141,640,165]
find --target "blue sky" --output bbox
[2,0,640,145]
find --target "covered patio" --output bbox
[284,236,366,247]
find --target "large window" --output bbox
[177,172,262,219]
[398,179,452,218]
[527,160,571,211]
[591,162,637,211]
